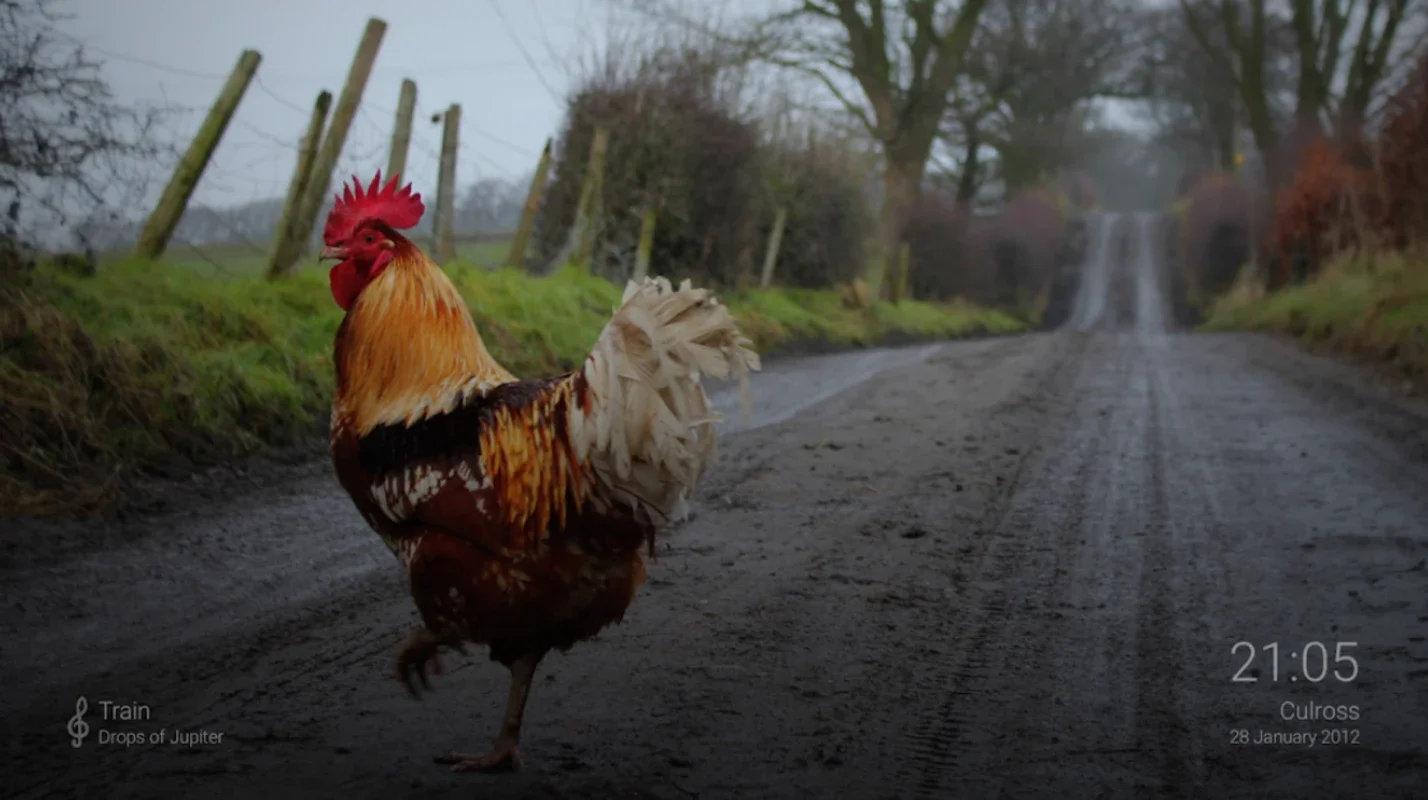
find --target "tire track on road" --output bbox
[883,333,1096,797]
[1134,335,1194,796]
[893,333,1213,797]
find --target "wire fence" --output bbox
[65,3,592,272]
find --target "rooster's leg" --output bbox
[434,649,545,773]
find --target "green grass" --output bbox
[1,255,1024,516]
[1202,250,1428,382]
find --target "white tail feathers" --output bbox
[569,276,760,525]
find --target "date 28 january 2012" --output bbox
[1229,728,1361,747]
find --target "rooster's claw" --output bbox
[396,630,463,698]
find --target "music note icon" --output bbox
[68,696,90,748]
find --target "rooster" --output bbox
[321,172,759,773]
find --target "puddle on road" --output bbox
[706,343,945,434]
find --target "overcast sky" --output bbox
[53,0,1155,217]
[57,0,616,211]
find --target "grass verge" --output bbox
[1,259,1024,516]
[1201,250,1428,385]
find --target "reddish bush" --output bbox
[1269,138,1378,285]
[1262,116,1324,195]
[1179,172,1254,297]
[988,189,1066,307]
[1376,51,1428,249]
[900,194,996,304]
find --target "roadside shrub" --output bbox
[1270,138,1378,287]
[1179,172,1252,300]
[532,46,761,287]
[1377,51,1428,250]
[1057,213,1088,268]
[1041,212,1089,329]
[899,194,995,304]
[531,47,878,291]
[756,141,870,289]
[1203,250,1428,388]
[988,189,1065,309]
[1262,115,1325,195]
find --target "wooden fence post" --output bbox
[568,125,610,272]
[266,90,332,278]
[759,206,788,288]
[132,49,262,260]
[432,103,461,263]
[632,206,657,281]
[386,79,417,182]
[504,138,553,270]
[270,17,387,274]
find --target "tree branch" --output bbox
[829,0,896,137]
[905,0,989,151]
[764,51,879,135]
[1340,0,1411,124]
[1177,0,1242,87]
[1,0,170,243]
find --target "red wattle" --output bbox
[330,262,362,311]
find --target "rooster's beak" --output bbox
[319,245,348,262]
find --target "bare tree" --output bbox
[1178,0,1417,181]
[943,0,1139,200]
[611,0,993,295]
[750,0,990,293]
[0,0,165,250]
[1323,0,1418,133]
[1178,1,1284,171]
[1133,5,1257,173]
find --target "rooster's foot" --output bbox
[396,630,465,698]
[434,744,522,773]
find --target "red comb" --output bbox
[322,170,424,244]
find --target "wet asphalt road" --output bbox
[2,213,1426,798]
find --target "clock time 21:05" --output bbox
[1231,641,1359,683]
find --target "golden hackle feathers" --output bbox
[480,381,589,541]
[335,245,515,434]
[570,276,760,526]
